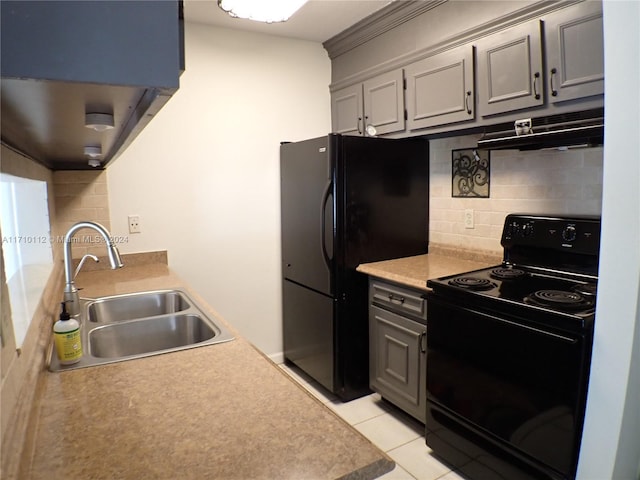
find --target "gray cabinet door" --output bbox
[331,83,363,136]
[405,45,475,130]
[363,69,405,135]
[370,305,426,422]
[544,2,604,104]
[477,19,544,117]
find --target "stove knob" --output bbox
[505,222,519,238]
[562,225,577,242]
[522,223,533,236]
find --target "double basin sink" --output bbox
[49,289,234,371]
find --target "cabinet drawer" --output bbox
[370,279,427,322]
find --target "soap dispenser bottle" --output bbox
[53,301,83,365]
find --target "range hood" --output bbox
[478,108,604,150]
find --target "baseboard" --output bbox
[267,352,285,365]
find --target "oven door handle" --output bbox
[428,295,581,345]
[495,316,579,344]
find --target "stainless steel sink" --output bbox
[87,290,190,323]
[89,314,215,358]
[49,289,234,371]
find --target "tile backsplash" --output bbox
[53,170,111,259]
[429,134,604,256]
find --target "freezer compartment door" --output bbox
[283,279,335,393]
[281,136,334,296]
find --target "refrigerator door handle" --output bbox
[321,180,333,269]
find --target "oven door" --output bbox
[425,294,590,479]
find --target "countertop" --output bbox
[19,263,393,480]
[356,253,497,291]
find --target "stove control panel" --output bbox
[501,214,601,255]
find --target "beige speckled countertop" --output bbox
[356,253,498,291]
[19,262,393,480]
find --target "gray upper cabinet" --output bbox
[405,44,475,131]
[331,69,405,136]
[476,19,544,118]
[1,0,184,170]
[544,1,604,104]
[328,1,604,138]
[362,70,406,135]
[331,83,363,136]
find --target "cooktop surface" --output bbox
[428,264,597,319]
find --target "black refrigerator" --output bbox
[280,134,429,401]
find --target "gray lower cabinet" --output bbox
[476,18,544,118]
[369,279,427,423]
[544,1,604,104]
[405,44,475,130]
[331,69,405,136]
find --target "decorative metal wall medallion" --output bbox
[452,148,490,198]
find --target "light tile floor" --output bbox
[279,363,466,480]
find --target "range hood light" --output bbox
[85,113,114,132]
[217,0,307,23]
[88,159,101,168]
[84,145,102,159]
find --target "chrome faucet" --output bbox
[63,221,124,316]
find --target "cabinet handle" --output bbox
[533,72,541,100]
[357,116,363,135]
[465,90,472,115]
[419,331,426,353]
[388,294,405,305]
[550,68,558,97]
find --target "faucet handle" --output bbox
[74,254,99,279]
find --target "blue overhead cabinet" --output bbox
[1,1,184,170]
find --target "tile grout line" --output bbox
[383,433,424,454]
[350,409,393,427]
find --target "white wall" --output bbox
[577,1,640,478]
[107,22,331,359]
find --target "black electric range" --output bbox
[425,214,601,480]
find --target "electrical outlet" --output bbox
[128,215,141,234]
[464,209,475,229]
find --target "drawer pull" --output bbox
[388,294,405,304]
[420,331,427,353]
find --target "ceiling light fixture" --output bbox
[218,0,308,23]
[85,113,114,132]
[83,145,102,159]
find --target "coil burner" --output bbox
[448,277,497,291]
[525,289,594,311]
[490,267,526,280]
[573,283,597,298]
